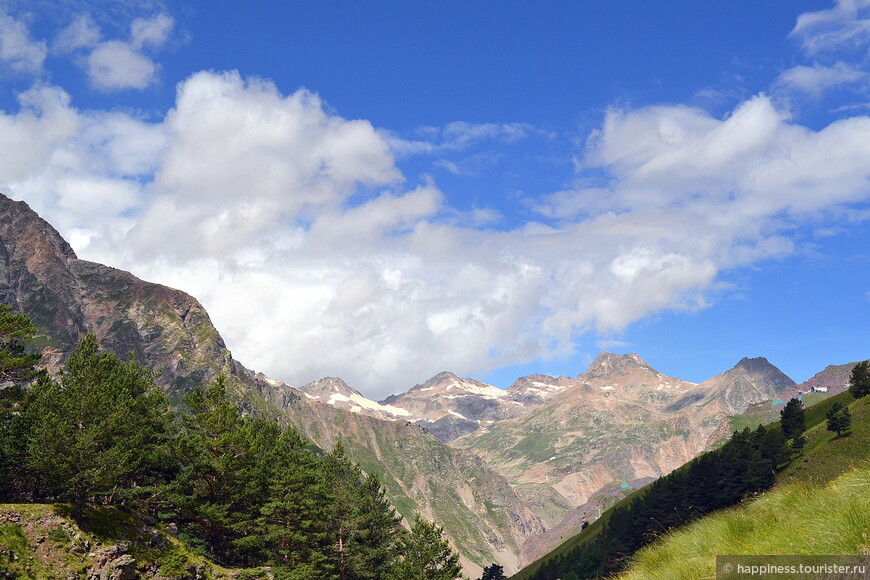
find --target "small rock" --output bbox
[167,523,178,538]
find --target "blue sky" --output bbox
[1,0,868,397]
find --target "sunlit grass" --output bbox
[621,468,870,580]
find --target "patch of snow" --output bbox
[450,379,506,398]
[327,392,410,416]
[600,386,614,390]
[530,381,567,390]
[448,409,469,421]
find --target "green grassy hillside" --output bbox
[620,393,870,579]
[512,391,869,580]
[0,503,252,579]
[622,467,870,579]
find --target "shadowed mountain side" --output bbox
[0,192,542,576]
[260,387,545,577]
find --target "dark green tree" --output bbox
[0,305,42,500]
[479,563,506,580]
[826,402,852,438]
[256,428,332,579]
[791,434,807,456]
[0,304,41,386]
[780,398,806,440]
[848,361,870,399]
[322,442,402,580]
[169,375,272,564]
[25,334,173,519]
[758,426,791,467]
[390,515,463,580]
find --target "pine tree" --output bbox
[25,334,173,519]
[780,398,806,440]
[758,426,791,468]
[258,428,332,579]
[791,434,807,456]
[480,563,506,580]
[0,305,41,500]
[390,515,463,580]
[848,361,870,399]
[0,304,41,386]
[322,442,403,580]
[169,375,271,564]
[826,402,852,438]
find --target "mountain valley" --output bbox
[0,192,861,578]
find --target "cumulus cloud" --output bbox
[86,41,158,90]
[54,14,101,53]
[0,11,47,73]
[4,66,870,399]
[55,12,174,91]
[2,3,870,398]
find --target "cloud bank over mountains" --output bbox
[1,2,869,397]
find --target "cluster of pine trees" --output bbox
[0,305,464,580]
[528,419,797,580]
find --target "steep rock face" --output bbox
[273,394,544,577]
[0,193,542,577]
[699,356,796,414]
[453,353,719,527]
[0,195,237,401]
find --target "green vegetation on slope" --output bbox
[512,385,869,580]
[622,467,870,579]
[778,392,870,485]
[0,307,465,580]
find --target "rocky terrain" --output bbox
[0,193,542,576]
[4,192,855,576]
[380,371,574,442]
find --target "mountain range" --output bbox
[0,193,856,577]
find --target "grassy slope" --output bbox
[622,468,870,579]
[621,393,870,579]
[0,503,257,579]
[511,391,868,580]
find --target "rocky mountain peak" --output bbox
[0,195,77,262]
[425,371,463,386]
[700,356,796,414]
[728,357,794,388]
[301,377,362,399]
[580,351,654,380]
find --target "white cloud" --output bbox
[775,62,868,97]
[4,64,870,399]
[54,14,101,53]
[130,13,173,50]
[791,0,870,55]
[86,40,157,91]
[57,12,174,91]
[385,121,533,157]
[0,11,47,74]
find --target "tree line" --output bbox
[0,305,465,580]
